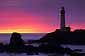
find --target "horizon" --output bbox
[0,0,85,33]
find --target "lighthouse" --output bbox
[60,7,71,31]
[60,7,65,30]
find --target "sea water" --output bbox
[0,33,45,44]
[0,33,84,56]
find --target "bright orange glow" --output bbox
[0,28,55,33]
[0,24,56,33]
[0,24,85,33]
[0,25,85,33]
[0,28,40,33]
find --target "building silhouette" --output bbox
[60,7,65,30]
[60,7,71,31]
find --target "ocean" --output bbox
[0,33,49,56]
[0,33,46,44]
[0,33,85,56]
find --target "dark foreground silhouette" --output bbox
[40,29,85,45]
[0,30,85,56]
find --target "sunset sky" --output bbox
[0,0,85,33]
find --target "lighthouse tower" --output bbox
[60,7,71,31]
[60,7,65,30]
